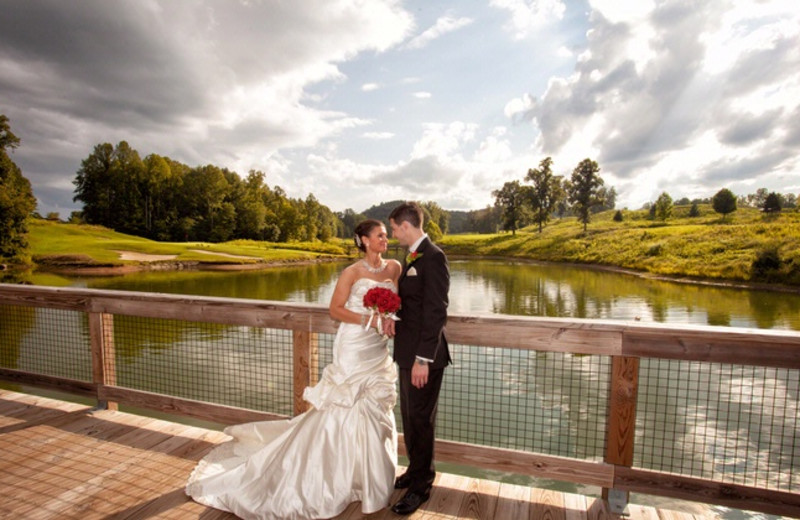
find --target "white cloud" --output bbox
[362,82,381,91]
[490,0,566,39]
[520,0,800,209]
[504,93,537,122]
[363,132,395,140]
[404,14,473,50]
[413,91,432,99]
[411,122,477,160]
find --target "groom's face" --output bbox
[389,219,408,247]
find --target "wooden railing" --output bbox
[1,283,799,517]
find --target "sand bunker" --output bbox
[115,250,178,262]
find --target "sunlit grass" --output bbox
[28,220,348,266]
[441,206,800,285]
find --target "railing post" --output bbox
[603,355,640,514]
[89,312,118,411]
[292,330,319,416]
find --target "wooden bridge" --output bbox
[1,284,799,519]
[1,390,706,519]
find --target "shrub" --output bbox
[751,247,782,281]
[646,244,663,257]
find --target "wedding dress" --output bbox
[186,279,398,520]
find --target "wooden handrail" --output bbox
[1,283,799,517]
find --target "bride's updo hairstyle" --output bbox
[353,219,383,253]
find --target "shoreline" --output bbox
[448,254,800,295]
[35,257,346,276]
[28,252,800,295]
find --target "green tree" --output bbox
[183,165,233,241]
[234,170,268,239]
[594,186,617,213]
[689,202,700,217]
[0,115,37,264]
[751,188,769,208]
[421,201,449,235]
[613,210,623,222]
[654,192,673,221]
[712,188,737,220]
[493,180,529,235]
[141,153,180,239]
[337,208,367,238]
[525,157,563,233]
[762,192,782,213]
[567,158,604,232]
[73,142,116,227]
[466,205,500,233]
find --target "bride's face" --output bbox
[365,225,389,253]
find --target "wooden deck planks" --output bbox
[0,390,711,520]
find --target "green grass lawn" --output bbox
[28,220,348,267]
[440,206,800,286]
[24,206,800,287]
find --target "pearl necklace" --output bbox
[362,259,387,274]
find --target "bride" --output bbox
[185,219,402,520]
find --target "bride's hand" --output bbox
[383,319,396,338]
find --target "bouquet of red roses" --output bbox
[362,286,401,336]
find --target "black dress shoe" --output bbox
[394,473,412,489]
[391,491,430,515]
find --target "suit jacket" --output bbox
[394,237,450,369]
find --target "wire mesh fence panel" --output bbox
[636,358,800,492]
[0,305,90,381]
[316,332,335,380]
[437,343,611,460]
[111,315,295,416]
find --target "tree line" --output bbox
[492,157,616,234]
[0,115,37,265]
[73,141,344,243]
[491,155,799,233]
[72,142,459,244]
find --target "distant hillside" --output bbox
[447,210,471,234]
[440,205,800,287]
[361,201,473,234]
[362,200,405,222]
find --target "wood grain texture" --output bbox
[0,390,721,520]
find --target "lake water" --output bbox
[50,258,800,330]
[11,259,800,518]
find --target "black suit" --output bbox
[394,237,450,494]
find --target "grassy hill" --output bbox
[440,205,800,287]
[21,206,800,288]
[27,219,348,268]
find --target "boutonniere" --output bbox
[405,251,423,265]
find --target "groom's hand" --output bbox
[411,363,429,388]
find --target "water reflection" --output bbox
[445,260,800,330]
[42,258,800,330]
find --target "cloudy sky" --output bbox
[2,0,799,217]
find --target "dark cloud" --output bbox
[377,156,460,190]
[717,109,781,145]
[700,150,788,184]
[0,2,207,125]
[0,0,412,214]
[724,31,800,98]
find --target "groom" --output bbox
[385,201,450,516]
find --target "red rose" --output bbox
[363,287,400,314]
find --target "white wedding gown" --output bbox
[186,279,398,520]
